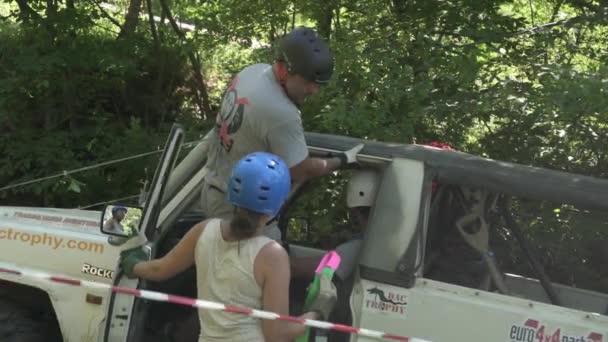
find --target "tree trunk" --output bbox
[118,0,143,38]
[14,0,42,23]
[159,6,167,40]
[158,0,213,118]
[146,0,160,48]
[269,18,276,43]
[291,0,296,30]
[316,2,333,40]
[334,0,340,33]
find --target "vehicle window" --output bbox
[424,182,608,312]
[495,197,608,294]
[281,173,350,250]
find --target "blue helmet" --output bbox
[112,205,127,215]
[227,152,291,216]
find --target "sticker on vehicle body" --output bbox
[363,285,407,315]
[82,263,114,279]
[508,318,603,342]
[0,227,105,254]
[13,211,98,228]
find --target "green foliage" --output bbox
[0,7,198,208]
[121,208,143,235]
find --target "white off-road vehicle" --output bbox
[0,124,606,342]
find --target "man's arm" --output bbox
[289,157,342,184]
[289,143,364,184]
[266,117,364,184]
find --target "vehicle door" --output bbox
[101,124,184,342]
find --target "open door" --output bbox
[102,124,184,342]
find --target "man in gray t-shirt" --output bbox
[197,27,364,231]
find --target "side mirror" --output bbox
[286,216,311,242]
[100,204,143,237]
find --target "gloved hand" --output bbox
[120,247,148,278]
[307,272,337,320]
[337,143,364,168]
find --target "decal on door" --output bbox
[508,318,603,342]
[363,286,408,315]
[82,263,114,279]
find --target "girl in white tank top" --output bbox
[122,152,335,341]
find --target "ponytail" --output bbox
[230,207,264,240]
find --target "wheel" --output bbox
[0,298,49,342]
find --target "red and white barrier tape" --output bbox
[0,266,431,342]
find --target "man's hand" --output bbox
[308,272,337,320]
[337,143,364,168]
[120,247,148,278]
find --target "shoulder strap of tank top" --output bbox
[198,218,222,246]
[248,234,275,260]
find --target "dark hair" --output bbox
[230,207,265,240]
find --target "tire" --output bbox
[0,298,48,342]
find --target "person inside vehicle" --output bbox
[424,184,501,289]
[291,169,379,280]
[420,141,498,290]
[103,205,128,235]
[290,169,380,341]
[120,152,337,342]
[194,26,363,240]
